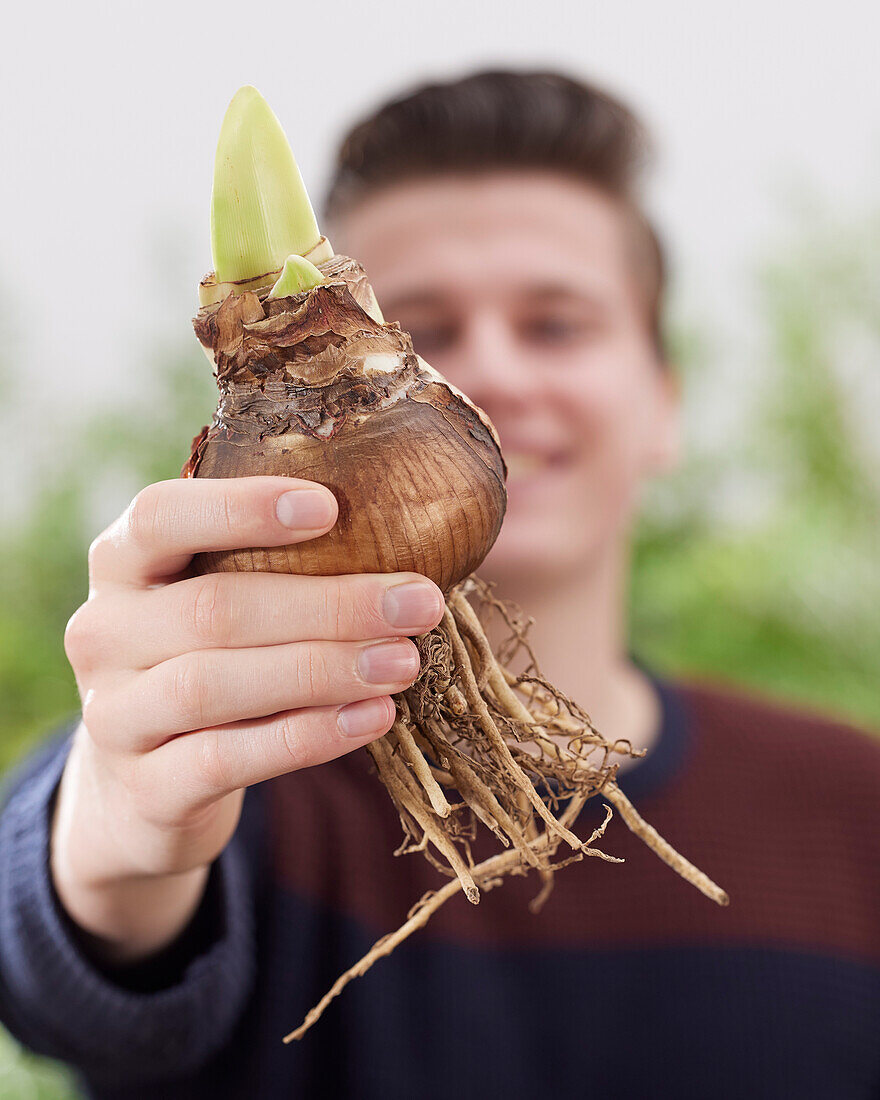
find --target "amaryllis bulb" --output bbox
[188,88,506,591]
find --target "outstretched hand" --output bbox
[52,476,443,961]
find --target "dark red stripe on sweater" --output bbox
[267,681,880,964]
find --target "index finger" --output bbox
[89,477,338,588]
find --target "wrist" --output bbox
[52,860,211,965]
[51,730,212,962]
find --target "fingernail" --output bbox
[275,489,335,530]
[383,581,443,631]
[338,696,394,739]
[358,640,420,684]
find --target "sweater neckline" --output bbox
[611,675,691,804]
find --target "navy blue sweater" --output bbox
[1,679,879,1099]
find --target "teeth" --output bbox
[505,453,547,477]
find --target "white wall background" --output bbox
[1,0,878,504]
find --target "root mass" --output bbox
[284,578,728,1042]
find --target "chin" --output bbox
[478,527,590,591]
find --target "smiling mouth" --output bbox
[504,451,568,479]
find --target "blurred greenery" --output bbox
[632,206,880,722]
[0,1028,79,1100]
[0,345,216,773]
[0,205,878,1094]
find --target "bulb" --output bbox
[187,254,506,592]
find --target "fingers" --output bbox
[88,477,338,588]
[85,637,422,751]
[82,571,444,669]
[143,696,396,814]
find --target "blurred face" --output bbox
[334,172,679,590]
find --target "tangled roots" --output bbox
[284,578,727,1042]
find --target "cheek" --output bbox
[553,353,656,472]
[485,360,658,581]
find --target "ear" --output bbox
[646,364,682,473]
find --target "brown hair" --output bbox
[325,69,666,356]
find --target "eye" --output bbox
[519,314,590,347]
[404,322,459,356]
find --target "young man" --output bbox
[1,71,878,1099]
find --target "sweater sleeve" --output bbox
[0,732,257,1088]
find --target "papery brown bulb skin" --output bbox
[187,383,505,591]
[185,257,506,592]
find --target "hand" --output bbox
[52,476,444,960]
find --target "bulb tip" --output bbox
[220,84,272,132]
[210,85,321,286]
[231,83,262,102]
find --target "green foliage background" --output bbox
[0,208,878,1095]
[633,209,880,722]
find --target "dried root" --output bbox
[284,577,728,1042]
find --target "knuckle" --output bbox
[64,597,134,676]
[80,689,109,744]
[86,532,108,577]
[164,654,210,730]
[126,755,203,833]
[196,730,236,799]
[213,489,250,539]
[292,644,330,700]
[81,687,141,754]
[348,579,384,634]
[318,579,348,637]
[126,483,165,547]
[64,603,97,668]
[325,577,379,637]
[277,713,307,771]
[187,575,229,646]
[127,770,192,835]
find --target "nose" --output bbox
[451,310,540,416]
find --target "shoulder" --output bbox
[671,677,880,825]
[676,677,879,760]
[648,679,880,964]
